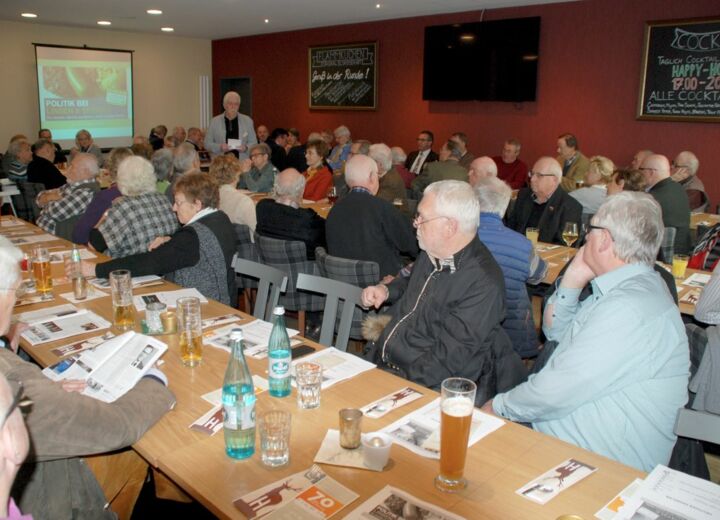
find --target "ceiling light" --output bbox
[146,9,162,15]
[97,20,112,26]
[264,19,269,23]
[21,13,38,18]
[161,27,174,32]
[376,4,381,8]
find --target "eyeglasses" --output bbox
[588,224,614,240]
[413,214,449,228]
[528,171,555,178]
[172,199,194,208]
[638,167,656,172]
[250,153,267,159]
[671,162,688,169]
[0,381,32,428]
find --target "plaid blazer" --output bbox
[12,182,45,223]
[256,235,324,312]
[314,247,380,338]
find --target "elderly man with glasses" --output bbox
[670,151,707,213]
[362,180,526,404]
[507,156,583,245]
[484,192,689,472]
[0,237,175,518]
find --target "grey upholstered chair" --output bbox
[232,256,287,321]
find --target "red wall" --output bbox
[213,0,720,203]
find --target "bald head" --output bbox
[467,156,497,187]
[631,149,653,170]
[640,154,670,189]
[529,156,562,202]
[274,168,306,203]
[344,155,379,194]
[69,153,99,182]
[671,151,699,183]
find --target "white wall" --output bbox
[0,20,211,148]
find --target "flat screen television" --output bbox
[423,16,540,102]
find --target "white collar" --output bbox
[186,207,217,225]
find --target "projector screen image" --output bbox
[35,45,134,149]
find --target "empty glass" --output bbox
[295,362,323,409]
[259,410,291,467]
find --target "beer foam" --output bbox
[442,396,474,417]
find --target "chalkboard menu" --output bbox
[638,17,720,122]
[309,42,377,110]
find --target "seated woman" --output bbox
[569,155,614,215]
[81,172,237,305]
[69,129,104,167]
[208,154,256,230]
[238,143,277,193]
[89,156,179,257]
[73,147,134,244]
[303,139,333,201]
[151,147,173,194]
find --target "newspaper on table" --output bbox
[17,304,111,346]
[290,347,375,390]
[234,464,358,519]
[612,465,720,520]
[682,272,711,288]
[345,485,465,520]
[8,233,58,245]
[48,249,96,263]
[380,397,504,459]
[133,288,208,311]
[204,321,300,357]
[42,331,168,403]
[201,313,245,330]
[0,218,26,227]
[90,274,163,290]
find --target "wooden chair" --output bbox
[232,256,287,321]
[296,273,363,352]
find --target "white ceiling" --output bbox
[0,0,572,40]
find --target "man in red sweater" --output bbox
[493,139,528,190]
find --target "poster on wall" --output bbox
[308,42,377,110]
[637,17,720,122]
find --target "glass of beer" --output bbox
[672,254,689,279]
[177,297,202,367]
[525,227,539,246]
[110,270,135,331]
[31,247,53,300]
[435,377,476,493]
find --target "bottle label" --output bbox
[239,394,256,429]
[269,355,291,379]
[223,404,238,430]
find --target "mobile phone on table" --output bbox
[291,344,316,359]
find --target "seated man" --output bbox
[556,133,590,192]
[507,157,583,245]
[256,169,326,260]
[37,128,66,164]
[326,155,418,277]
[266,128,289,171]
[361,180,526,403]
[450,132,474,169]
[0,370,29,519]
[0,237,175,519]
[36,153,100,235]
[370,143,406,204]
[467,156,497,187]
[671,151,707,212]
[4,138,33,183]
[28,138,67,190]
[411,140,468,198]
[493,138,528,190]
[238,143,277,193]
[475,177,547,358]
[484,192,689,472]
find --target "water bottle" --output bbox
[268,306,291,398]
[70,245,82,278]
[222,328,256,459]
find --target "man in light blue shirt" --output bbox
[483,191,689,472]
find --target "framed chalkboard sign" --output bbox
[309,42,377,110]
[637,17,720,122]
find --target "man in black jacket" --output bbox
[507,157,583,245]
[361,180,526,405]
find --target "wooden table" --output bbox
[245,191,333,219]
[690,212,720,230]
[536,242,576,285]
[5,217,646,519]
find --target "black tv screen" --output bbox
[423,17,540,102]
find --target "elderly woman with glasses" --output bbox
[80,172,237,305]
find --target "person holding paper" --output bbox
[204,91,257,160]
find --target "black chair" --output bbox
[232,257,287,321]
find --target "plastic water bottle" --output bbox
[222,328,256,459]
[268,306,291,398]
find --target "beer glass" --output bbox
[109,270,135,331]
[31,246,53,300]
[177,297,202,367]
[525,227,539,246]
[435,377,476,492]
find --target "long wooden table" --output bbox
[6,217,646,519]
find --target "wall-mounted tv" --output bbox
[423,16,540,102]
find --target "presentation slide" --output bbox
[35,45,133,149]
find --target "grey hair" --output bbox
[369,143,392,174]
[424,180,480,234]
[334,125,350,138]
[117,156,157,196]
[7,139,30,157]
[173,143,199,175]
[75,129,91,140]
[474,177,512,216]
[274,169,306,199]
[249,143,271,156]
[391,146,406,164]
[678,151,699,176]
[0,236,23,291]
[33,138,53,153]
[307,132,322,142]
[223,91,241,105]
[593,191,663,266]
[152,148,174,182]
[73,153,100,177]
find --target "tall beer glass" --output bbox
[110,270,135,331]
[31,246,53,300]
[177,297,202,367]
[435,377,476,492]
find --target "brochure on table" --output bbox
[133,288,208,311]
[204,320,299,357]
[345,485,465,520]
[290,347,376,390]
[18,304,111,346]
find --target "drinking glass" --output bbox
[525,227,539,246]
[31,246,53,300]
[295,362,323,409]
[110,270,135,331]
[435,377,476,493]
[259,410,291,467]
[672,254,689,279]
[562,222,579,261]
[339,408,363,449]
[327,186,338,205]
[177,297,202,367]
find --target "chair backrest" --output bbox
[675,409,720,444]
[255,235,324,312]
[660,226,677,263]
[314,247,380,286]
[232,256,287,321]
[296,273,363,351]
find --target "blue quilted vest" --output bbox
[478,212,539,357]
